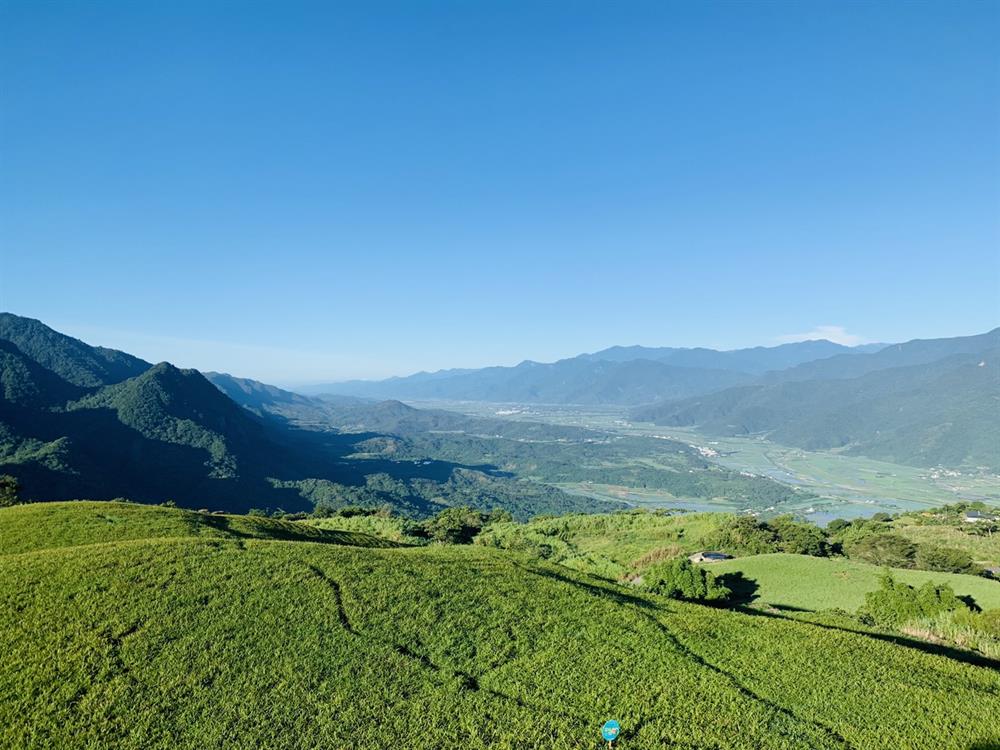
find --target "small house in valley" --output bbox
[964,510,997,523]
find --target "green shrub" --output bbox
[847,533,917,568]
[770,515,828,556]
[915,545,978,574]
[861,573,964,628]
[643,558,731,602]
[825,518,850,534]
[422,507,510,544]
[703,516,778,555]
[0,475,20,507]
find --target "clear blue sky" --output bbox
[2,0,998,384]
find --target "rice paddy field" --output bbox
[2,501,1000,749]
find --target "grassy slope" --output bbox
[478,511,728,579]
[307,514,428,544]
[2,503,999,750]
[709,553,1000,612]
[891,517,1000,568]
[0,501,398,555]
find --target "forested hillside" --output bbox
[0,313,150,387]
[0,316,619,518]
[633,348,1000,469]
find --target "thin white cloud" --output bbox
[774,325,868,346]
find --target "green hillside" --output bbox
[0,501,398,555]
[891,516,1000,569]
[477,511,728,578]
[1,502,999,749]
[70,362,267,479]
[0,339,83,407]
[708,553,1000,612]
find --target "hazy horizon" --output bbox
[12,313,996,387]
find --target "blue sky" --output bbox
[2,0,997,384]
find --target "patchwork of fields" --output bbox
[418,401,1000,520]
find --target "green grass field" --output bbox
[708,552,1000,612]
[0,500,399,555]
[2,501,999,749]
[477,511,728,579]
[307,513,428,544]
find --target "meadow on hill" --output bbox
[2,501,999,750]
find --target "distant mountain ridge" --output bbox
[304,339,885,405]
[762,328,1000,383]
[580,339,886,373]
[632,334,1000,470]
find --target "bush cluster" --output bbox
[642,558,731,602]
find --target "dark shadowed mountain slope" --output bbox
[69,363,268,479]
[0,339,84,408]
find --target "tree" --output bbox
[704,515,777,555]
[643,558,731,602]
[847,533,917,568]
[826,518,850,534]
[423,507,490,544]
[915,545,977,574]
[770,515,828,556]
[0,475,20,507]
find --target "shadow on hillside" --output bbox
[768,603,812,613]
[736,606,1000,670]
[717,572,759,606]
[264,419,515,485]
[969,743,1000,750]
[517,563,658,610]
[197,513,402,548]
[11,398,518,516]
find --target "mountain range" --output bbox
[305,339,887,405]
[311,327,999,470]
[632,336,1000,469]
[1,312,996,519]
[0,314,620,517]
